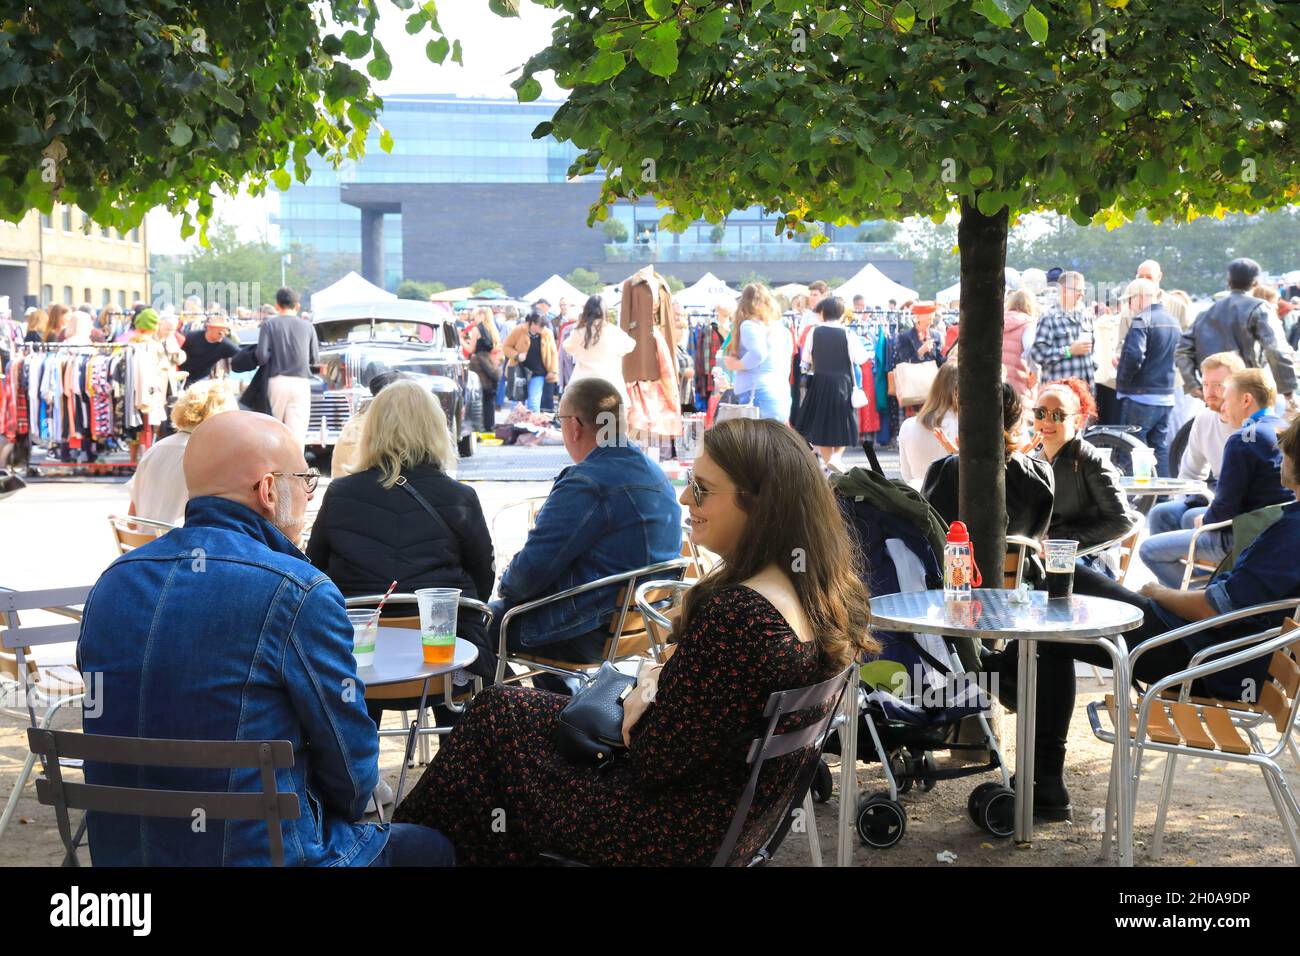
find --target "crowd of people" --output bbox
[57,252,1300,866]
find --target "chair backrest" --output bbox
[28,728,300,866]
[1258,619,1300,734]
[634,579,693,659]
[108,515,176,554]
[712,664,854,867]
[342,593,494,632]
[1,586,94,723]
[1005,535,1040,589]
[602,559,693,659]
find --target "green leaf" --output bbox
[634,23,680,78]
[342,31,371,59]
[1111,89,1141,111]
[488,0,520,16]
[976,190,1005,216]
[1023,4,1048,42]
[1138,158,1167,187]
[514,76,543,102]
[972,0,1013,27]
[425,36,450,64]
[693,9,727,45]
[580,50,626,84]
[211,118,240,150]
[451,39,463,65]
[271,168,291,191]
[210,86,244,113]
[645,0,676,19]
[893,1,916,32]
[169,122,193,147]
[969,166,993,186]
[367,56,392,81]
[379,128,394,153]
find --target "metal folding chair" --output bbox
[1087,600,1300,863]
[0,585,93,843]
[28,728,299,866]
[494,558,692,688]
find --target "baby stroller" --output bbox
[823,445,1014,849]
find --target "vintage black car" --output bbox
[307,300,482,461]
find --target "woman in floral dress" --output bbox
[393,418,874,865]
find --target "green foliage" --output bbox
[737,271,770,288]
[396,279,448,300]
[470,278,505,294]
[856,221,901,243]
[661,273,686,293]
[827,276,849,290]
[564,268,604,294]
[602,218,629,243]
[0,1,456,238]
[708,224,726,244]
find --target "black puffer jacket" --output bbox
[305,462,495,677]
[1041,437,1138,551]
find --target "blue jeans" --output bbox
[496,370,508,408]
[369,823,456,867]
[1148,499,1208,536]
[736,385,792,424]
[526,372,545,412]
[1139,526,1231,588]
[1120,400,1173,477]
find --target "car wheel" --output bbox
[458,431,476,458]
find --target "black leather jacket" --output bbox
[1041,437,1138,551]
[1176,291,1297,395]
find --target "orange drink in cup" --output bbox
[415,588,460,664]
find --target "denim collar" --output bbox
[182,495,306,559]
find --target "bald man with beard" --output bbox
[77,411,454,867]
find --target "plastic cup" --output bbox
[415,588,460,665]
[1043,539,1078,599]
[1132,448,1156,485]
[346,609,377,668]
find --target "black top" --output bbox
[23,330,42,344]
[474,321,495,354]
[523,331,545,374]
[922,451,1056,541]
[305,463,495,653]
[179,330,241,381]
[810,324,852,378]
[1042,437,1139,550]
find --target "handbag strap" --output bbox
[394,474,455,541]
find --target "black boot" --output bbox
[1008,773,1074,823]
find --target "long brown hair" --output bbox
[918,361,959,431]
[676,418,876,670]
[46,303,70,342]
[726,283,779,358]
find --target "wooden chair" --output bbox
[1087,601,1300,863]
[494,558,693,688]
[0,585,93,843]
[28,728,299,866]
[1004,535,1042,589]
[107,515,176,554]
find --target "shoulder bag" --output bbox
[554,661,638,766]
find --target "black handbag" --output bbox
[506,365,529,403]
[554,662,638,767]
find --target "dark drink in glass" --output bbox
[1045,568,1074,600]
[1043,539,1079,600]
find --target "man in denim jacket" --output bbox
[492,377,682,691]
[78,411,452,866]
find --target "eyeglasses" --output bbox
[1032,407,1071,424]
[554,414,580,428]
[261,468,320,494]
[685,469,748,508]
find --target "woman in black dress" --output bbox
[796,297,869,467]
[392,418,875,865]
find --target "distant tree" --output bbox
[708,224,726,244]
[661,274,686,293]
[827,276,849,290]
[564,267,604,295]
[470,278,505,295]
[602,219,629,243]
[737,271,770,288]
[396,279,447,300]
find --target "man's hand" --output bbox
[1068,338,1094,357]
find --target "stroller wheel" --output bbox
[857,793,907,849]
[810,760,834,804]
[917,753,938,793]
[972,785,1016,839]
[888,751,914,794]
[967,782,1003,826]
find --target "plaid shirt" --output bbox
[1029,305,1096,389]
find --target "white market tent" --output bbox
[773,282,810,300]
[833,264,918,307]
[523,274,587,306]
[935,267,1022,304]
[676,272,740,310]
[428,286,474,302]
[309,271,396,311]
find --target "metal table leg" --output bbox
[1015,637,1037,843]
[837,681,859,867]
[1106,638,1134,867]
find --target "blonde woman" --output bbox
[722,283,794,421]
[24,308,48,343]
[1002,288,1039,395]
[126,379,239,525]
[897,361,959,489]
[465,306,503,430]
[305,378,496,693]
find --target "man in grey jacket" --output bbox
[1176,257,1296,404]
[256,286,318,446]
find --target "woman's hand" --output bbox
[933,428,958,454]
[621,662,663,747]
[723,354,744,371]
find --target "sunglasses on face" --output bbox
[685,470,748,508]
[1032,407,1071,424]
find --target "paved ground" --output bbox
[1,443,1292,867]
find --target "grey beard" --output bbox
[272,476,299,539]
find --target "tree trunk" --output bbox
[956,198,1010,584]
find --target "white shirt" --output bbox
[801,323,869,369]
[1178,408,1237,482]
[898,410,959,489]
[126,431,191,526]
[562,323,637,402]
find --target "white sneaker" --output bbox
[373,778,394,807]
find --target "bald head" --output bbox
[185,412,311,540]
[1137,260,1162,286]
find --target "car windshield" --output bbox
[316,318,441,345]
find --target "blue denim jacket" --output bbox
[77,495,385,867]
[498,443,682,647]
[1116,303,1180,396]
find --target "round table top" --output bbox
[1118,476,1208,497]
[869,589,1144,640]
[356,627,479,687]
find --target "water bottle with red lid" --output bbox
[943,521,982,600]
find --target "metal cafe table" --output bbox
[357,628,480,811]
[866,589,1143,865]
[1118,476,1209,500]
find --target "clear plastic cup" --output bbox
[1043,539,1078,599]
[346,609,378,668]
[1132,447,1156,484]
[415,588,460,664]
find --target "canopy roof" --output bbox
[309,271,396,311]
[832,264,918,307]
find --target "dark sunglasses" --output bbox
[1032,407,1071,424]
[685,469,749,508]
